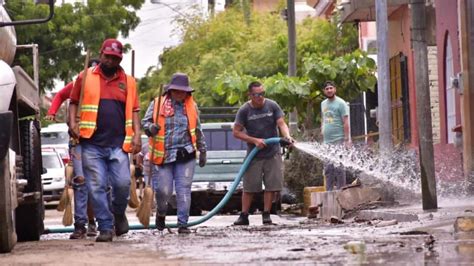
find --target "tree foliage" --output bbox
[140,8,288,110]
[214,49,376,129]
[6,0,144,91]
[141,7,376,130]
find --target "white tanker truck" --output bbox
[0,0,54,253]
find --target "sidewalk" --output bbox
[353,197,474,234]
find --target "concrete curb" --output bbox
[356,210,419,222]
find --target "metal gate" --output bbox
[389,53,411,145]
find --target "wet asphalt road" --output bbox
[1,201,473,265]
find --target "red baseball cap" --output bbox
[100,39,123,58]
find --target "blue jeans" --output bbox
[70,144,90,227]
[324,141,347,191]
[324,162,347,191]
[82,143,130,232]
[152,158,195,227]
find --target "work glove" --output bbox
[144,124,160,137]
[199,152,207,168]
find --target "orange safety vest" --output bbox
[149,95,198,165]
[79,67,137,153]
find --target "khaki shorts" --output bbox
[243,153,283,193]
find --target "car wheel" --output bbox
[189,202,202,216]
[0,112,16,253]
[15,120,44,241]
[0,146,16,253]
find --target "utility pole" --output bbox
[459,0,474,192]
[242,0,251,25]
[410,0,437,209]
[375,0,392,154]
[287,0,298,133]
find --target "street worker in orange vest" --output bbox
[68,39,141,242]
[45,59,102,240]
[141,73,207,234]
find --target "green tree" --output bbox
[214,50,376,129]
[141,8,288,109]
[6,0,144,91]
[141,7,376,131]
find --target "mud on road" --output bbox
[1,209,473,265]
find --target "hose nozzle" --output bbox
[279,137,294,147]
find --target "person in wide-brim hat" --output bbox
[164,72,194,93]
[141,72,206,235]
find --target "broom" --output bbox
[57,161,74,212]
[128,161,140,208]
[137,85,163,228]
[127,49,140,209]
[57,160,74,226]
[62,185,74,226]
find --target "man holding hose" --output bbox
[233,81,294,226]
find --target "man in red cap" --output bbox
[68,38,141,242]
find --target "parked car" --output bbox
[190,122,281,215]
[41,148,65,202]
[40,123,70,164]
[187,122,246,215]
[40,123,69,146]
[139,122,281,215]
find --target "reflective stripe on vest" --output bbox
[149,95,198,165]
[79,68,137,153]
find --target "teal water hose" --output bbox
[44,137,285,233]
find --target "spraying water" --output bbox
[293,142,470,201]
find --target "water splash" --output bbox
[294,142,470,199]
[294,142,421,202]
[436,178,471,197]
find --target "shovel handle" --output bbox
[147,84,164,186]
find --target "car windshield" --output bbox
[139,126,246,152]
[42,154,62,169]
[204,129,246,151]
[41,131,69,145]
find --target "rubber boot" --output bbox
[233,213,249,226]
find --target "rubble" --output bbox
[454,216,474,232]
[307,205,320,219]
[375,219,398,227]
[337,186,382,210]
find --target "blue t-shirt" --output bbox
[234,99,284,158]
[321,96,349,144]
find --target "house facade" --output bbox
[247,0,473,184]
[339,0,468,181]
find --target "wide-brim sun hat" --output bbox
[165,73,194,93]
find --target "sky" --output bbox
[51,0,225,91]
[119,0,206,78]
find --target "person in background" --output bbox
[68,39,141,242]
[320,80,351,191]
[135,140,150,198]
[45,59,100,122]
[232,81,294,226]
[141,73,207,234]
[45,59,101,240]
